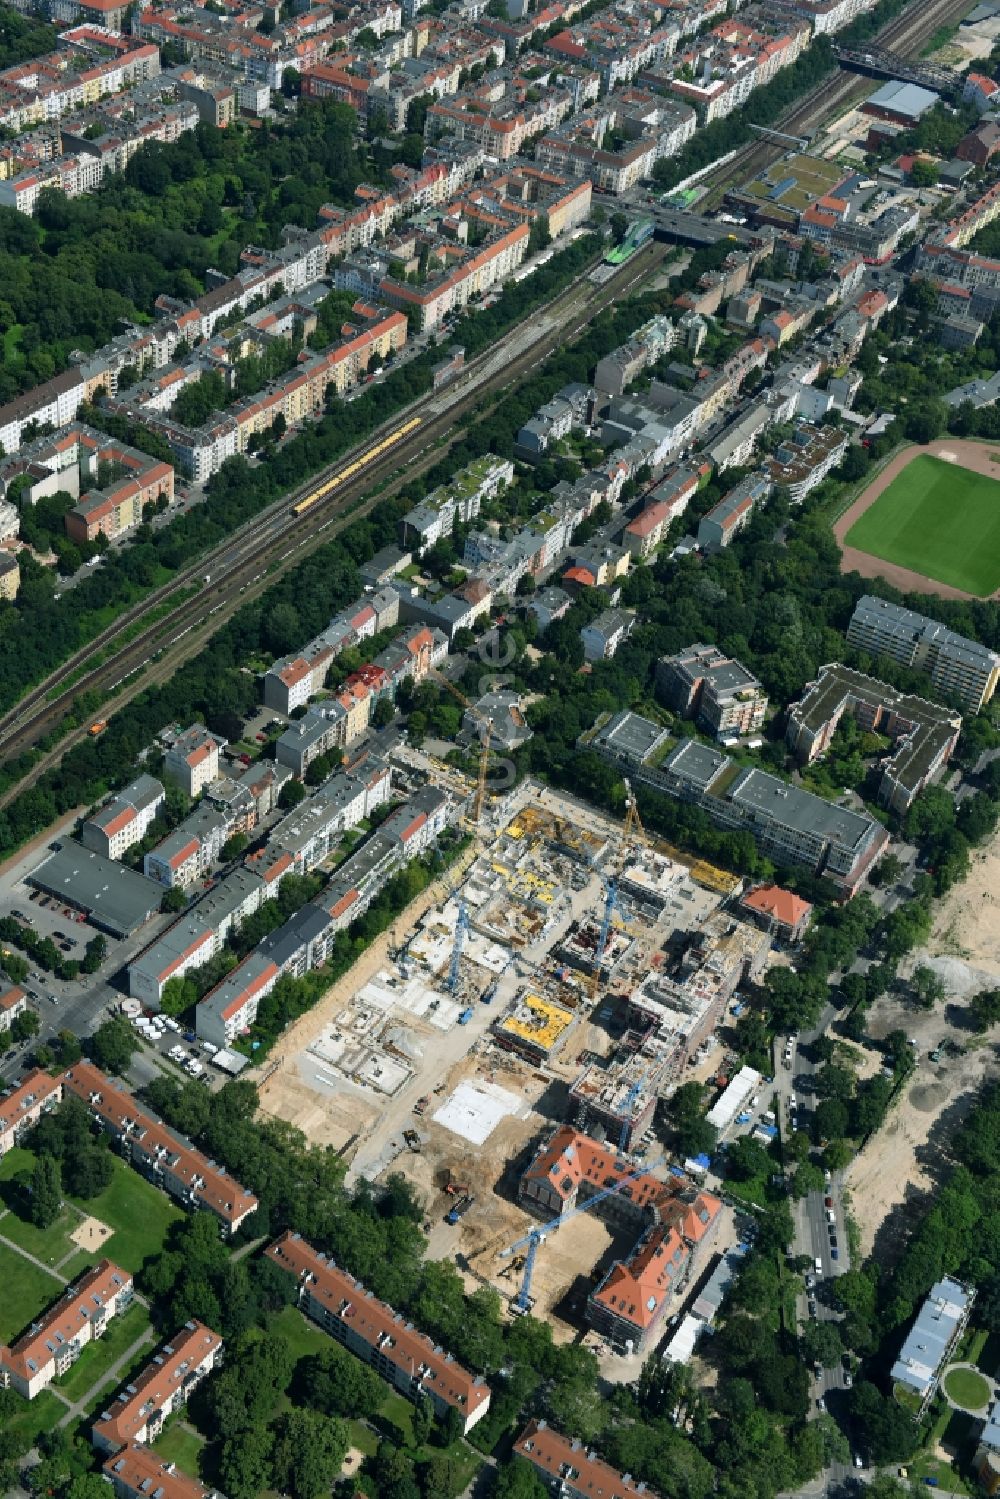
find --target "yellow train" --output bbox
[292,416,422,518]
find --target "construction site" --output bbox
[255,771,768,1344]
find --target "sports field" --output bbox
[844,454,1000,597]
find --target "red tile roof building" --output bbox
[62,1061,258,1234]
[520,1125,722,1351]
[0,1067,62,1158]
[0,982,27,1033]
[740,883,813,942]
[0,1260,133,1399]
[104,1443,217,1499]
[93,1321,223,1454]
[514,1419,659,1499]
[265,1232,491,1434]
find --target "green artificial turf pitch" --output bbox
[844,454,1000,596]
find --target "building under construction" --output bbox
[493,989,578,1064]
[568,1033,675,1151]
[627,912,770,1081]
[556,918,634,981]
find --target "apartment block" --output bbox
[593,710,881,887]
[656,643,768,740]
[263,587,400,715]
[514,1420,657,1499]
[787,664,961,816]
[0,1068,63,1158]
[81,775,165,861]
[196,952,281,1049]
[93,1322,223,1454]
[762,422,848,503]
[580,608,634,662]
[62,1061,258,1234]
[0,983,27,1034]
[400,456,512,554]
[163,725,226,797]
[104,1445,217,1499]
[696,474,772,551]
[891,1278,973,1413]
[143,802,229,889]
[266,1232,491,1434]
[594,314,677,397]
[657,736,888,894]
[847,594,1000,713]
[0,1260,133,1399]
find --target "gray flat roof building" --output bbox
[30,844,163,937]
[788,663,961,814]
[847,594,1000,713]
[592,710,673,768]
[891,1277,972,1407]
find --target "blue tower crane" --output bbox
[500,1153,664,1314]
[618,1078,645,1154]
[447,899,470,994]
[589,875,618,1003]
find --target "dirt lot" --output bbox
[846,837,1000,1258]
[833,440,1000,600]
[253,847,477,1151]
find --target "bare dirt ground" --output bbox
[71,1216,113,1253]
[253,846,477,1150]
[845,839,1000,1258]
[833,440,1000,600]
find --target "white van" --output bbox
[814,1256,823,1273]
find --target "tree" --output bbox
[849,1380,919,1464]
[295,1344,383,1419]
[494,1460,549,1499]
[64,1144,113,1199]
[726,1136,772,1183]
[971,988,1000,1033]
[222,832,248,862]
[11,1008,39,1044]
[89,1016,137,1075]
[372,696,395,729]
[278,779,306,810]
[799,1317,843,1368]
[30,1154,62,1228]
[910,157,938,187]
[911,965,945,1010]
[161,886,187,913]
[665,1081,717,1158]
[271,1409,347,1499]
[872,852,903,888]
[790,1161,826,1199]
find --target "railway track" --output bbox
[0,0,972,789]
[0,240,646,758]
[0,242,662,796]
[699,0,974,204]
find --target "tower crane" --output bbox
[500,1154,664,1315]
[588,778,646,1004]
[447,898,470,993]
[618,1078,645,1154]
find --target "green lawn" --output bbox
[265,1304,336,1362]
[55,1300,152,1403]
[845,454,1000,596]
[68,1154,184,1272]
[0,1389,65,1450]
[153,1415,207,1478]
[0,1240,64,1342]
[944,1365,991,1410]
[0,1203,80,1268]
[345,1419,379,1458]
[0,1145,37,1184]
